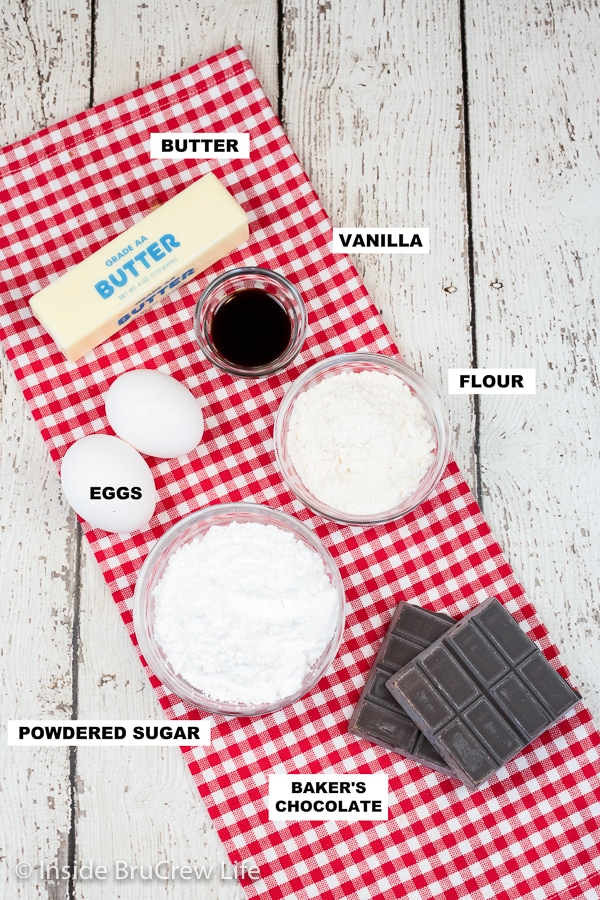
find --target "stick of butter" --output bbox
[29,172,249,362]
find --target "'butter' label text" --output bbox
[149,132,250,159]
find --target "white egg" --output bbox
[104,369,204,458]
[60,434,157,533]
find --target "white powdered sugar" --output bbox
[286,371,435,515]
[153,522,339,705]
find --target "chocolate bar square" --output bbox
[348,602,456,776]
[386,597,581,790]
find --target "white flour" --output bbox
[153,522,339,705]
[287,371,435,515]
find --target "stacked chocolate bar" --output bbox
[349,597,580,790]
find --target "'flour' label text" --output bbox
[448,369,536,394]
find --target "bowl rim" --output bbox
[193,266,308,379]
[273,352,451,525]
[133,501,346,717]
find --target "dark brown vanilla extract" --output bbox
[210,288,292,368]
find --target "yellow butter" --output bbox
[29,173,249,361]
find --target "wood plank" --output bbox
[0,2,90,896]
[76,547,245,900]
[93,0,279,108]
[1,0,90,138]
[466,0,600,721]
[71,4,277,897]
[281,0,475,481]
[0,401,75,900]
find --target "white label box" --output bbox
[331,228,429,254]
[448,368,536,394]
[149,132,250,159]
[268,773,388,821]
[8,720,211,746]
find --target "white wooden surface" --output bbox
[1,2,598,898]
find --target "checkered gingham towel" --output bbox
[1,46,599,900]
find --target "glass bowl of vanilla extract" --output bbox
[194,267,307,378]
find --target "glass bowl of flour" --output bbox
[274,353,450,525]
[133,503,345,716]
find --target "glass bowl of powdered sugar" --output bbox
[133,503,345,716]
[274,353,450,526]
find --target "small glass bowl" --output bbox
[133,502,345,717]
[193,267,307,378]
[274,353,450,526]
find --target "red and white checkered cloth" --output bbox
[1,46,599,900]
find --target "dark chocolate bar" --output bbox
[386,597,580,790]
[348,603,457,776]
